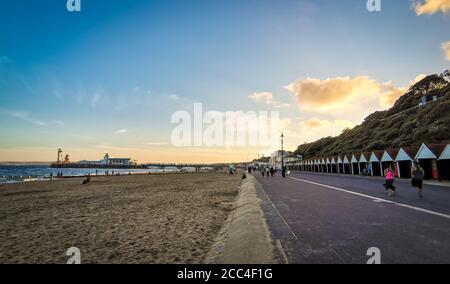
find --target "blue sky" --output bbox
[0,0,449,162]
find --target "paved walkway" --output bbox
[254,171,450,264]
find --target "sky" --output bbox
[0,0,449,163]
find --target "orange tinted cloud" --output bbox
[298,118,357,141]
[300,118,355,130]
[284,76,406,112]
[414,0,450,15]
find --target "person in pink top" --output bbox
[384,166,396,196]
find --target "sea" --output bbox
[0,165,166,184]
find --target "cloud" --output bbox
[3,111,46,126]
[301,118,356,130]
[91,91,102,108]
[297,118,357,141]
[248,92,274,104]
[411,74,428,84]
[168,94,180,101]
[442,41,450,61]
[114,129,128,134]
[284,76,408,114]
[378,84,408,108]
[248,92,291,109]
[413,0,450,15]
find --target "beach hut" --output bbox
[321,158,327,173]
[337,156,344,174]
[343,155,351,174]
[326,158,332,173]
[351,153,361,175]
[369,151,384,176]
[331,157,338,173]
[358,152,370,175]
[438,144,450,181]
[316,159,321,172]
[394,147,417,179]
[415,144,445,180]
[381,149,399,176]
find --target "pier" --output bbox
[50,163,147,169]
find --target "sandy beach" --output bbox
[0,173,241,264]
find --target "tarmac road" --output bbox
[253,171,450,264]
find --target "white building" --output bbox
[270,150,299,169]
[101,153,137,166]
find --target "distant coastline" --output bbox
[0,162,52,166]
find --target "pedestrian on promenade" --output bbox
[262,168,265,177]
[384,166,396,196]
[411,161,425,198]
[270,167,274,177]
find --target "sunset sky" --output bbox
[0,0,449,163]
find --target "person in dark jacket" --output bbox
[411,161,425,198]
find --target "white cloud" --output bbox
[248,92,274,104]
[442,41,450,61]
[410,74,428,85]
[91,91,102,108]
[168,94,180,101]
[248,92,291,109]
[4,111,46,126]
[413,0,450,15]
[114,129,128,134]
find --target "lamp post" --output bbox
[281,133,286,178]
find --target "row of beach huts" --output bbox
[286,143,450,181]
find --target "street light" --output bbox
[281,133,286,178]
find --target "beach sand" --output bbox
[0,173,241,264]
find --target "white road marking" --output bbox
[289,177,450,220]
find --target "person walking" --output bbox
[270,166,274,177]
[266,167,270,178]
[411,161,425,198]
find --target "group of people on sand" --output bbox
[49,172,64,179]
[383,161,425,198]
